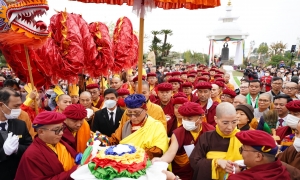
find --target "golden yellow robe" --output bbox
[18,110,36,139]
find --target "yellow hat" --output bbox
[127,69,133,75]
[54,85,65,102]
[68,84,79,96]
[24,83,37,99]
[86,78,95,86]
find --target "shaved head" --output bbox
[57,94,70,102]
[80,91,92,98]
[216,102,236,118]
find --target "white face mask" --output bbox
[1,103,21,119]
[182,119,198,131]
[62,85,67,89]
[105,99,117,109]
[265,73,270,76]
[294,72,298,75]
[293,137,300,152]
[285,114,299,129]
[280,70,285,73]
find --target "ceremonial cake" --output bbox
[88,144,151,180]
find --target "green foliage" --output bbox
[182,50,209,65]
[267,55,289,66]
[257,42,268,54]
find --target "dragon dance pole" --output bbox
[24,45,39,115]
[137,17,144,94]
[101,74,104,96]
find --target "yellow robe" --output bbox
[120,116,169,154]
[18,110,36,139]
[226,83,235,91]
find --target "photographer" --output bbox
[244,68,258,81]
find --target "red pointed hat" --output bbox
[86,83,99,89]
[195,82,212,89]
[168,77,183,83]
[285,100,300,112]
[215,78,225,83]
[196,77,208,82]
[33,111,66,128]
[201,72,210,76]
[236,130,278,155]
[214,81,225,88]
[182,82,193,88]
[147,72,157,77]
[63,104,87,120]
[214,74,222,78]
[181,71,187,75]
[117,88,130,96]
[165,72,172,76]
[187,74,196,78]
[189,70,197,74]
[173,92,187,99]
[178,102,204,116]
[157,82,173,91]
[222,89,237,98]
[172,71,181,76]
[173,97,188,105]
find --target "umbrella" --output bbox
[69,0,221,93]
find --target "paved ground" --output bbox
[223,65,242,89]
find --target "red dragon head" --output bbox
[0,0,49,44]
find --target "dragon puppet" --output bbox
[0,0,52,88]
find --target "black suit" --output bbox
[92,107,124,137]
[0,119,32,180]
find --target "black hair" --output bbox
[3,79,19,88]
[271,77,283,83]
[104,88,118,98]
[249,79,261,86]
[0,87,21,104]
[273,94,293,103]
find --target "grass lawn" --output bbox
[232,71,243,77]
[232,71,244,86]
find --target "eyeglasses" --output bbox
[239,146,259,154]
[239,86,248,89]
[40,126,65,135]
[284,87,297,91]
[89,90,99,95]
[126,109,144,117]
[221,94,231,98]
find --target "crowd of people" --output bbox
[1,61,300,180]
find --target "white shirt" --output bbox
[0,120,8,131]
[276,115,288,129]
[250,95,258,108]
[107,107,117,124]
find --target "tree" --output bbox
[257,42,269,61]
[267,55,289,67]
[269,41,287,55]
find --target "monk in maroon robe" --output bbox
[228,130,290,180]
[15,111,79,180]
[86,83,104,109]
[193,81,218,126]
[154,83,174,120]
[153,102,215,180]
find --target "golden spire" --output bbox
[228,0,231,6]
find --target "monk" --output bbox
[168,77,182,95]
[147,72,158,93]
[181,72,188,82]
[113,80,166,133]
[228,130,290,180]
[193,82,218,126]
[79,91,99,127]
[116,88,130,110]
[220,88,237,104]
[15,111,79,180]
[68,84,79,104]
[182,82,193,101]
[153,102,215,180]
[224,73,235,91]
[109,94,168,159]
[154,82,174,122]
[86,83,104,109]
[211,83,221,103]
[56,94,71,113]
[189,102,243,180]
[62,104,90,153]
[21,89,44,122]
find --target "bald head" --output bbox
[80,91,92,98]
[216,102,236,119]
[111,77,123,90]
[233,95,247,107]
[79,91,92,108]
[57,94,70,102]
[56,94,71,112]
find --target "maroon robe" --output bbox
[227,159,290,180]
[62,125,77,152]
[189,130,230,180]
[15,137,77,180]
[278,145,300,170]
[193,99,218,126]
[172,123,215,180]
[276,126,293,144]
[167,115,178,137]
[93,96,104,109]
[154,98,174,118]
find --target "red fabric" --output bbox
[173,92,187,99]
[178,102,204,116]
[93,96,104,109]
[182,82,193,88]
[87,22,114,76]
[236,130,277,149]
[201,72,209,76]
[154,99,174,118]
[33,111,66,126]
[285,100,300,112]
[15,137,77,180]
[168,77,182,83]
[215,78,225,83]
[63,104,87,120]
[133,75,146,83]
[0,44,52,89]
[187,74,196,78]
[193,99,218,126]
[147,72,156,77]
[117,88,130,96]
[173,97,188,105]
[165,72,172,76]
[194,82,212,89]
[20,104,44,123]
[112,17,138,72]
[86,83,100,89]
[167,116,177,137]
[214,74,222,78]
[276,126,293,144]
[171,71,181,76]
[260,76,272,92]
[157,82,172,91]
[172,123,215,180]
[222,88,237,98]
[62,125,77,151]
[181,72,187,75]
[227,160,290,180]
[214,81,225,88]
[91,153,149,173]
[196,77,208,82]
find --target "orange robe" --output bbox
[225,83,235,91]
[18,110,36,139]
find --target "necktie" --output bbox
[109,112,114,125]
[278,119,284,127]
[0,122,6,131]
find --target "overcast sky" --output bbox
[43,0,300,56]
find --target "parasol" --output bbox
[70,0,221,93]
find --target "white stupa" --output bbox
[207,0,249,65]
